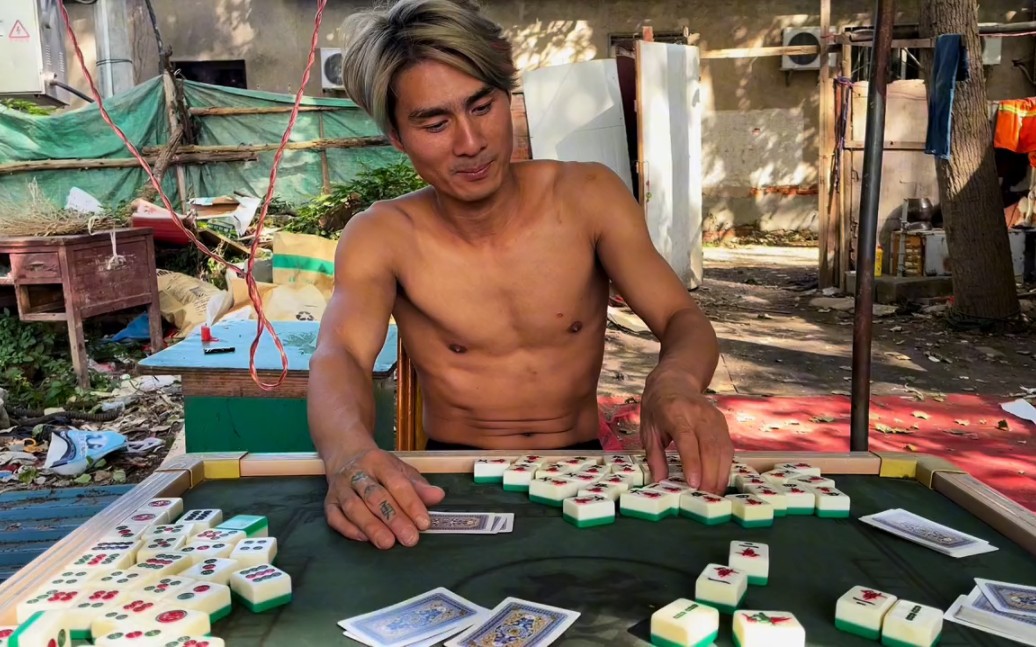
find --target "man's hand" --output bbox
[324,447,445,549]
[640,371,733,493]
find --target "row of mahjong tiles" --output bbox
[0,498,293,647]
[473,455,850,526]
[476,455,944,647]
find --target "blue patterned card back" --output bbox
[348,589,481,647]
[455,601,569,647]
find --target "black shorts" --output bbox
[424,438,603,451]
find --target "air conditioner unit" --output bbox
[0,0,68,105]
[320,48,345,91]
[781,27,824,71]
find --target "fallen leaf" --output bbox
[811,416,837,423]
[954,419,969,426]
[912,411,930,420]
[875,423,914,435]
[73,474,91,485]
[997,419,1010,431]
[905,444,918,451]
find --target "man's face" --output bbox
[390,59,513,204]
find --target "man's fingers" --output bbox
[341,493,396,549]
[674,431,704,491]
[413,479,446,506]
[325,500,368,542]
[382,471,434,532]
[353,472,420,547]
[642,423,670,484]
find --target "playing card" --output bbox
[953,586,1036,644]
[976,579,1036,619]
[423,512,497,534]
[859,509,998,557]
[344,605,489,647]
[445,597,579,647]
[492,513,514,533]
[340,587,483,647]
[944,593,1035,645]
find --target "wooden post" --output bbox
[839,33,853,290]
[818,0,838,288]
[318,113,332,194]
[162,72,190,212]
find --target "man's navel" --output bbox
[568,321,583,333]
[448,343,467,354]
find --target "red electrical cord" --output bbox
[57,0,331,390]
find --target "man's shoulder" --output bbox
[342,187,433,238]
[516,159,620,194]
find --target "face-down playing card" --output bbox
[445,597,580,647]
[340,587,483,647]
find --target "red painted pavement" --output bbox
[598,394,1036,512]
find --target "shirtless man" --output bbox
[308,0,733,550]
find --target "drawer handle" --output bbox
[27,262,46,269]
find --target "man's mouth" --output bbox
[455,161,492,179]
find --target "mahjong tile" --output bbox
[89,539,141,555]
[144,524,196,541]
[92,569,160,591]
[126,509,166,527]
[534,462,575,479]
[228,537,277,568]
[90,597,164,638]
[215,514,268,538]
[176,509,223,530]
[775,461,821,476]
[7,611,71,647]
[168,582,233,622]
[473,458,511,484]
[140,576,196,598]
[558,456,596,470]
[16,588,86,623]
[160,637,226,647]
[603,454,632,466]
[695,564,748,614]
[135,608,211,636]
[143,497,184,521]
[732,610,805,646]
[577,482,623,502]
[188,529,246,546]
[178,541,235,566]
[596,474,632,493]
[126,553,190,578]
[107,521,153,540]
[228,564,292,613]
[63,586,129,640]
[515,454,546,467]
[180,558,240,586]
[66,548,135,572]
[0,627,13,647]
[33,568,102,594]
[94,627,173,646]
[137,536,188,562]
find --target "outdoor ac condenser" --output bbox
[0,0,69,105]
[781,27,823,71]
[320,48,345,91]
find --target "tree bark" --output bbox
[920,0,1020,326]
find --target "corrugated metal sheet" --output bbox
[0,485,133,582]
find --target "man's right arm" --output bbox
[308,206,443,549]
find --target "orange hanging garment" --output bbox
[994,98,1036,153]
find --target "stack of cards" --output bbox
[422,512,514,535]
[858,509,998,558]
[944,579,1036,644]
[339,588,486,646]
[339,589,580,647]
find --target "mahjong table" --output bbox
[1,451,1034,646]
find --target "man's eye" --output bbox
[424,121,447,132]
[473,102,492,115]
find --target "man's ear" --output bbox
[388,127,406,153]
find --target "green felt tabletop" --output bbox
[187,474,1036,647]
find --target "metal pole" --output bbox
[850,0,895,452]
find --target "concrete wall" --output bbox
[60,0,1036,232]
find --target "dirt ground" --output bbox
[599,244,1036,401]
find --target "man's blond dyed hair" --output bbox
[340,0,518,135]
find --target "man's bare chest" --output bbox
[394,228,607,350]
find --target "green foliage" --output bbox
[0,309,112,410]
[0,99,55,116]
[285,160,427,238]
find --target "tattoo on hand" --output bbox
[379,501,395,520]
[362,483,378,500]
[350,471,369,486]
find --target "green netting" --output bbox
[0,76,402,212]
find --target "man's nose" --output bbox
[453,117,486,156]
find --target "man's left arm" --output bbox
[572,162,733,493]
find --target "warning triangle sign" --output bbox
[9,20,31,41]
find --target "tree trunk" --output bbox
[920,0,1020,327]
